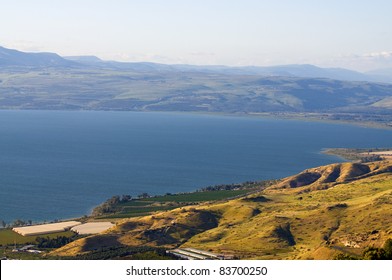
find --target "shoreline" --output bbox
[322,147,392,162]
[1,108,391,130]
[3,159,392,260]
[3,180,269,229]
[4,145,391,227]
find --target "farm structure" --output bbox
[13,221,81,236]
[167,248,227,260]
[71,222,114,234]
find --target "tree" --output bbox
[138,193,150,199]
[108,195,121,205]
[362,247,386,260]
[12,219,27,227]
[121,195,132,202]
[334,253,357,260]
[383,239,392,259]
[0,220,6,228]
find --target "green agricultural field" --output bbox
[95,189,254,220]
[0,229,75,246]
[142,189,252,203]
[119,200,154,207]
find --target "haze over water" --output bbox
[1,110,392,223]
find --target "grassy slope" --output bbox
[52,160,392,259]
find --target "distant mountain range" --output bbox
[1,46,392,126]
[1,45,392,82]
[67,54,392,83]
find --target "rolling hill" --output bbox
[1,46,392,126]
[51,160,392,259]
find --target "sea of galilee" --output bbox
[1,110,392,223]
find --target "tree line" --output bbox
[0,219,33,229]
[91,194,133,216]
[35,234,79,249]
[199,179,278,192]
[61,246,176,260]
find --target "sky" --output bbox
[1,0,392,71]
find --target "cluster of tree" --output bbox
[0,220,6,228]
[35,235,78,249]
[200,183,243,192]
[137,193,150,199]
[62,246,176,260]
[92,195,133,216]
[335,239,392,260]
[199,180,278,192]
[0,219,33,228]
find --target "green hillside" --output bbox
[1,69,392,115]
[52,160,392,259]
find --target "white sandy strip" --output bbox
[368,150,392,156]
[361,150,392,157]
[13,221,81,236]
[70,222,114,235]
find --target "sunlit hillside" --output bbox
[52,160,392,259]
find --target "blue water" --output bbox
[1,110,392,223]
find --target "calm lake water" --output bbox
[1,110,392,223]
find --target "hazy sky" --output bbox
[1,0,392,71]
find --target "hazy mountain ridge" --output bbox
[0,46,77,67]
[69,50,392,83]
[1,46,388,81]
[62,52,380,82]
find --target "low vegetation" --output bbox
[35,235,80,249]
[61,246,176,260]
